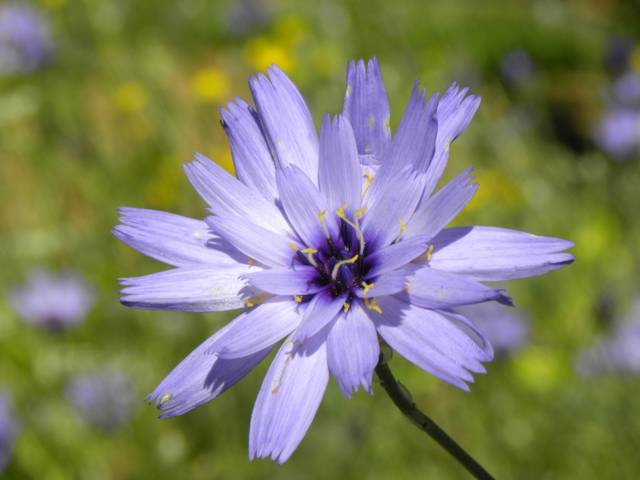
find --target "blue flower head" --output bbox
[10,269,95,332]
[115,58,574,463]
[0,4,53,74]
[66,370,135,431]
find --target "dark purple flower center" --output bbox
[294,215,376,300]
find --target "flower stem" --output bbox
[374,357,495,480]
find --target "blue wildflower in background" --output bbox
[0,3,53,74]
[0,390,17,473]
[593,107,640,159]
[500,49,536,88]
[9,269,95,332]
[115,58,574,462]
[458,302,529,357]
[578,299,640,376]
[67,370,135,431]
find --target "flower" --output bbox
[577,298,640,376]
[9,269,95,331]
[0,4,53,74]
[593,107,640,159]
[114,58,574,462]
[0,390,17,473]
[500,49,535,88]
[458,303,529,356]
[66,370,135,430]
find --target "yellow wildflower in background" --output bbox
[114,82,147,113]
[191,67,231,103]
[244,37,294,72]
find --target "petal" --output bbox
[342,58,391,163]
[220,99,277,202]
[206,212,295,267]
[210,299,302,359]
[292,291,346,343]
[423,84,481,198]
[428,226,575,281]
[249,66,319,182]
[119,265,259,312]
[355,266,416,298]
[184,153,290,235]
[113,207,246,267]
[245,266,323,296]
[249,333,329,463]
[370,296,491,390]
[276,166,339,247]
[406,167,477,241]
[318,115,361,211]
[361,168,427,248]
[326,301,379,398]
[361,85,437,215]
[402,267,512,310]
[383,83,439,172]
[365,235,430,278]
[147,320,272,418]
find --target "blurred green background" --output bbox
[1,0,640,478]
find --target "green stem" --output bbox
[375,357,495,480]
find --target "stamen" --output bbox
[335,203,348,219]
[391,219,408,244]
[362,172,374,196]
[293,295,302,303]
[288,243,299,252]
[270,352,293,394]
[317,209,332,240]
[243,292,268,309]
[300,247,319,268]
[355,207,367,220]
[364,297,383,314]
[336,205,366,256]
[342,302,350,313]
[331,254,359,280]
[425,244,434,262]
[362,281,374,296]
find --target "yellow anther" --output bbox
[247,257,257,266]
[425,244,434,262]
[355,207,367,219]
[364,297,383,314]
[293,295,302,303]
[244,292,268,309]
[399,219,407,235]
[301,247,318,255]
[318,209,326,222]
[331,254,359,280]
[362,281,374,296]
[336,204,348,219]
[342,302,350,313]
[288,243,299,251]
